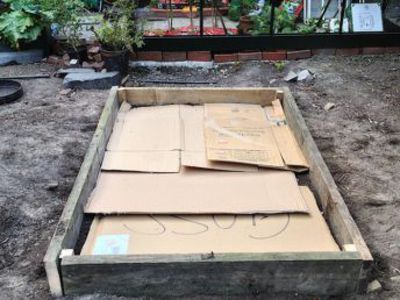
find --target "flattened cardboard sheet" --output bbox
[84,169,308,214]
[264,100,309,170]
[181,105,257,172]
[102,151,180,173]
[204,103,285,168]
[81,186,338,255]
[104,104,182,172]
[181,151,258,172]
[107,105,181,152]
[271,126,308,168]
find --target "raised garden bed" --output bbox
[44,87,373,298]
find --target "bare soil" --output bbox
[0,54,399,299]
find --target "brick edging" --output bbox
[133,47,400,63]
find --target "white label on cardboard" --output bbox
[92,234,130,255]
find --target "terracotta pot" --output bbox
[238,15,252,35]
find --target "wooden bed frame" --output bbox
[44,87,373,297]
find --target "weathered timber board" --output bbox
[61,252,362,297]
[43,87,120,296]
[281,87,372,291]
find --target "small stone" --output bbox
[324,102,336,111]
[297,69,314,81]
[62,53,70,61]
[88,46,100,54]
[46,181,59,191]
[69,59,79,67]
[59,88,72,96]
[93,53,103,63]
[47,55,61,65]
[391,275,400,283]
[367,280,382,293]
[63,71,121,89]
[101,68,107,73]
[284,71,298,82]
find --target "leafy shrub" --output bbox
[0,0,52,49]
[93,0,144,51]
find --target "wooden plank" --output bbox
[119,87,278,106]
[43,86,120,296]
[281,87,373,265]
[61,252,362,297]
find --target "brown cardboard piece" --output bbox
[102,151,180,173]
[180,105,258,172]
[81,186,338,255]
[204,103,285,168]
[84,169,308,214]
[107,104,181,151]
[264,100,309,170]
[103,104,182,173]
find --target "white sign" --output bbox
[351,3,383,32]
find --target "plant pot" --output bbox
[238,15,253,35]
[100,49,129,77]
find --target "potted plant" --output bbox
[93,0,144,76]
[41,0,87,61]
[228,0,256,34]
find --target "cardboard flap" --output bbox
[181,105,258,171]
[84,170,308,214]
[265,99,286,126]
[264,100,308,170]
[271,126,309,168]
[81,186,338,255]
[181,151,258,172]
[101,151,180,173]
[107,105,181,152]
[204,103,285,168]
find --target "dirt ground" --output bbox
[0,54,399,299]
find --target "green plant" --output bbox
[250,5,296,35]
[93,0,144,51]
[273,61,286,72]
[150,0,159,8]
[228,0,257,21]
[0,0,53,49]
[41,0,85,51]
[297,18,319,34]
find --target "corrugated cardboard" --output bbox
[102,151,180,173]
[181,152,258,172]
[264,100,309,170]
[106,105,181,152]
[104,104,182,173]
[204,103,285,168]
[180,105,258,172]
[84,169,308,214]
[81,186,338,255]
